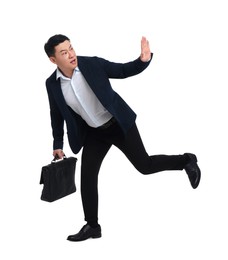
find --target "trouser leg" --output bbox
[113,123,188,174]
[81,132,111,224]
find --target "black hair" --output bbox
[44,34,70,57]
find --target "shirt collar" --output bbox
[56,67,80,80]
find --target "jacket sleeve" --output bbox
[46,81,64,150]
[96,53,153,79]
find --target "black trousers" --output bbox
[81,121,188,224]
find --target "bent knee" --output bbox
[136,165,157,175]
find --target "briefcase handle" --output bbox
[52,154,66,163]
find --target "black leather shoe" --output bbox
[67,224,102,242]
[184,153,201,189]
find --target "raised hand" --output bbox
[140,36,151,62]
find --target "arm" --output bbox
[97,36,153,79]
[46,81,65,158]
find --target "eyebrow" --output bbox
[59,45,72,53]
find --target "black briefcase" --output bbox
[40,156,77,202]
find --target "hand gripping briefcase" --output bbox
[40,156,77,202]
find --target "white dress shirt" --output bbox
[57,67,112,127]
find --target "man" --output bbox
[44,34,201,242]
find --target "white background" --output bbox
[1,0,228,259]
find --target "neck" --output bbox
[58,67,74,78]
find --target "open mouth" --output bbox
[70,59,76,64]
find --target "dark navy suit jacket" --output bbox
[46,55,152,154]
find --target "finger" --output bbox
[60,150,65,158]
[58,150,64,159]
[141,37,150,51]
[142,36,149,43]
[141,36,147,42]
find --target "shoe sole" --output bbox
[67,233,102,242]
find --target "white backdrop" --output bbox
[1,0,228,259]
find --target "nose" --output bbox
[68,50,74,58]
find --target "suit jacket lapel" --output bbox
[77,56,109,107]
[49,71,70,116]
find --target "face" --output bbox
[49,40,77,75]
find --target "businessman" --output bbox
[44,34,201,242]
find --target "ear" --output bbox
[49,56,57,65]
